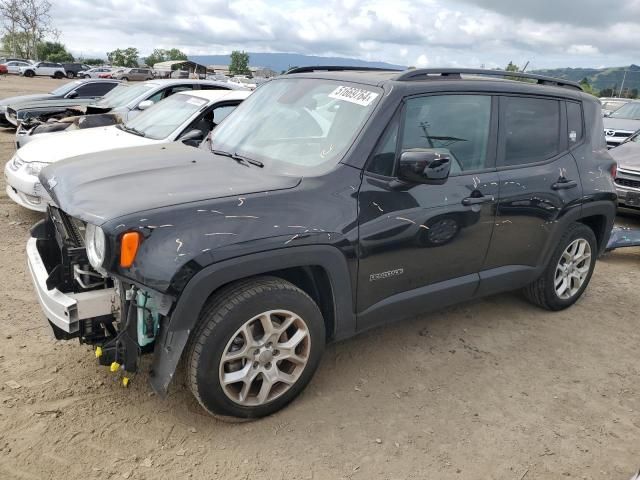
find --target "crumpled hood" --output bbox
[18,125,157,164]
[0,93,52,108]
[603,117,640,132]
[39,142,301,224]
[11,97,95,113]
[610,141,640,170]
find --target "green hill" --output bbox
[531,65,640,96]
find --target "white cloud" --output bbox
[415,54,430,67]
[48,0,639,69]
[567,44,600,55]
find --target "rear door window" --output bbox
[566,101,584,145]
[499,96,561,167]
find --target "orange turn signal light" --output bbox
[120,232,142,268]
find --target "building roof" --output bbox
[152,60,209,71]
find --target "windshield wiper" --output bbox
[212,149,264,168]
[117,123,146,137]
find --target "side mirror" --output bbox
[180,129,204,146]
[137,100,154,111]
[66,91,78,99]
[397,149,452,185]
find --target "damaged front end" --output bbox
[27,206,164,375]
[16,107,121,148]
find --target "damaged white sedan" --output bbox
[5,89,250,212]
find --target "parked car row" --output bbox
[2,67,620,420]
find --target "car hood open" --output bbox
[1,93,53,109]
[39,142,302,224]
[10,97,95,112]
[610,140,640,170]
[19,125,157,164]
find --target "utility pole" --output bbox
[618,69,629,98]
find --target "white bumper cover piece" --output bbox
[26,237,117,333]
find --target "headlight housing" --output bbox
[85,223,107,274]
[25,161,47,176]
[8,154,23,171]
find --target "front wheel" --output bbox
[524,223,597,311]
[121,77,128,82]
[66,71,74,79]
[187,277,325,419]
[54,71,64,79]
[24,70,34,78]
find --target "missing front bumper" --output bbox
[26,237,118,333]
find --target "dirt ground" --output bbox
[0,75,639,480]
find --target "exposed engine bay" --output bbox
[19,106,122,137]
[29,207,168,381]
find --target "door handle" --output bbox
[551,179,578,190]
[462,195,494,206]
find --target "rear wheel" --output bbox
[54,71,64,79]
[524,223,597,311]
[187,277,325,419]
[24,70,34,78]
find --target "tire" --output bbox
[186,276,325,419]
[121,77,128,82]
[24,70,34,78]
[66,71,75,79]
[54,71,64,79]
[523,223,597,311]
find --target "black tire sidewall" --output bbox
[192,284,325,418]
[543,224,597,309]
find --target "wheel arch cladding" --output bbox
[148,245,355,396]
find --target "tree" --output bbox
[579,77,596,96]
[80,57,106,66]
[0,0,55,59]
[505,61,519,72]
[144,47,187,67]
[36,40,72,62]
[229,50,250,76]
[107,47,139,67]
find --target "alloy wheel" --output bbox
[219,309,311,406]
[554,238,592,300]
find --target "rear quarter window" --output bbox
[567,101,584,145]
[501,96,561,166]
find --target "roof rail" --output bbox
[395,68,583,91]
[285,65,402,75]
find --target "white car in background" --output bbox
[19,61,66,78]
[78,67,114,78]
[5,89,250,211]
[3,60,32,74]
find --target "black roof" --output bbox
[283,66,589,100]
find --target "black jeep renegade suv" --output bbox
[27,67,617,418]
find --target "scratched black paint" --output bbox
[39,71,617,392]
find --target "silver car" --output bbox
[610,130,640,211]
[15,79,249,145]
[603,100,640,148]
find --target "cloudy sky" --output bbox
[53,0,639,69]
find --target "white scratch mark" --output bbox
[372,202,384,213]
[396,217,415,224]
[204,232,238,236]
[237,197,245,206]
[284,234,300,245]
[225,215,259,219]
[176,238,183,253]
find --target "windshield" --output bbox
[94,83,154,108]
[50,80,82,96]
[610,102,640,120]
[124,93,208,140]
[211,78,381,175]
